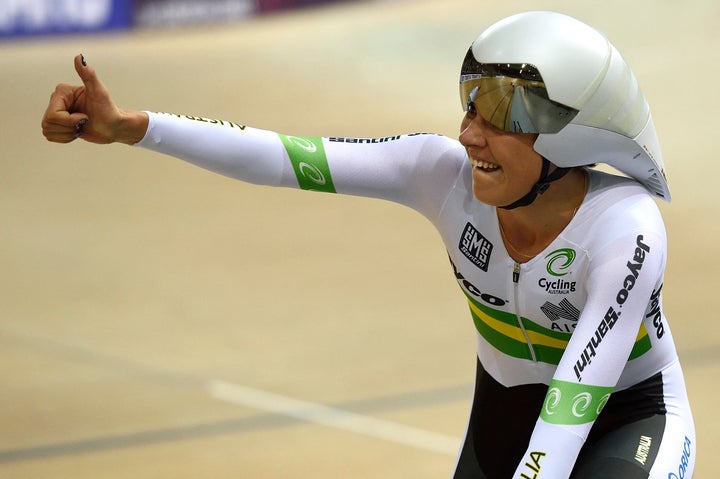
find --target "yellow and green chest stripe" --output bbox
[463,291,651,365]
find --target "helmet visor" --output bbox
[459,50,578,134]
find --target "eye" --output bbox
[465,101,477,119]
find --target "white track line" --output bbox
[207,380,461,456]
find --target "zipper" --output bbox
[512,261,537,362]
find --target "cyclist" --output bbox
[41,11,695,478]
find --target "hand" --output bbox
[41,54,148,145]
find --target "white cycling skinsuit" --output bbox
[136,111,696,479]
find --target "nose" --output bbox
[459,113,490,149]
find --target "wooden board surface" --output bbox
[1,0,717,476]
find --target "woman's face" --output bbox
[459,103,542,206]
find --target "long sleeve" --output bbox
[512,222,666,478]
[135,111,466,220]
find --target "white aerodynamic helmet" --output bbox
[460,11,670,201]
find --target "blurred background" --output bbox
[1,0,718,477]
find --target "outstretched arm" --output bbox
[41,54,148,145]
[41,56,465,219]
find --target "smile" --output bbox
[471,159,500,171]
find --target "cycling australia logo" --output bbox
[546,248,575,276]
[459,223,493,272]
[538,248,577,294]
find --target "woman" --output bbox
[41,11,695,479]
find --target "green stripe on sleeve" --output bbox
[279,134,336,193]
[540,380,614,425]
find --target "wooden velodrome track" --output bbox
[1,0,718,477]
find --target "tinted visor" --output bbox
[459,49,578,133]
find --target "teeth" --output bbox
[471,159,499,170]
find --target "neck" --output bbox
[497,168,588,261]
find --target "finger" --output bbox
[44,132,80,144]
[43,84,84,123]
[42,121,86,143]
[41,89,91,143]
[44,83,74,118]
[42,116,85,143]
[73,54,109,98]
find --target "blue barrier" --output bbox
[0,0,353,39]
[0,0,133,38]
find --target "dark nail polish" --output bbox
[81,54,87,67]
[74,119,88,136]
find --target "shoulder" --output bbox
[573,169,667,251]
[585,169,663,220]
[323,132,466,172]
[408,133,466,171]
[404,133,467,170]
[325,132,462,152]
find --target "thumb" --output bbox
[73,54,105,95]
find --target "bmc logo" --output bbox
[459,223,493,272]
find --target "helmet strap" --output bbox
[499,157,570,210]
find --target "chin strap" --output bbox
[499,157,570,210]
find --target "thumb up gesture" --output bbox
[41,55,148,145]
